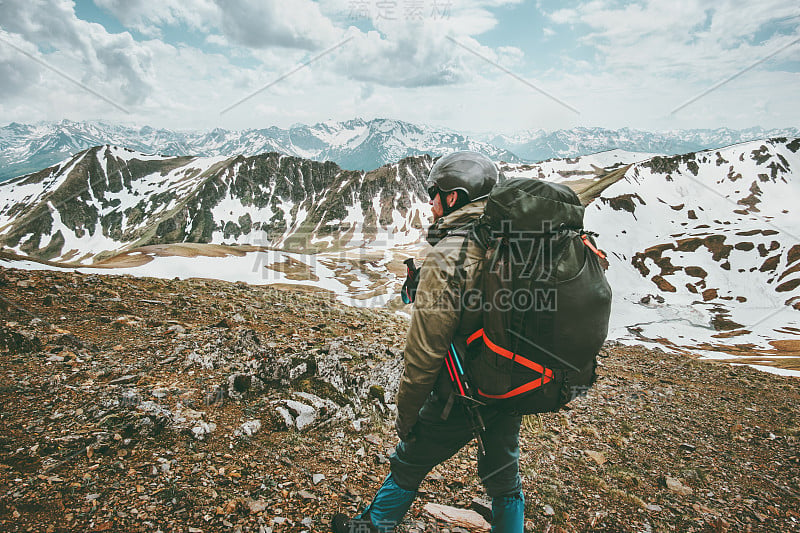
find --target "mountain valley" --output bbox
[1,138,798,372]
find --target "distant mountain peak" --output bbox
[481,125,800,162]
[3,119,799,183]
[0,118,519,181]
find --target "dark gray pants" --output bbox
[390,392,523,498]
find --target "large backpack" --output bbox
[455,178,612,414]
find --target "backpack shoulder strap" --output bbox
[451,222,484,284]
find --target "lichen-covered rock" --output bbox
[274,400,318,431]
[233,419,261,438]
[191,421,216,440]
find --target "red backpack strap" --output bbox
[467,328,554,398]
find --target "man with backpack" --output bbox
[333,151,526,532]
[332,151,611,532]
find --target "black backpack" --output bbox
[453,178,612,414]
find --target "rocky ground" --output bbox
[0,266,798,533]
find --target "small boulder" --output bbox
[663,476,693,496]
[234,420,262,438]
[274,400,317,431]
[423,503,490,532]
[166,324,186,335]
[585,450,607,466]
[191,421,216,440]
[247,499,268,514]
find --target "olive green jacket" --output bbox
[395,200,487,438]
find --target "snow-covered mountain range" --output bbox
[481,126,800,163]
[3,119,798,183]
[587,138,800,366]
[1,138,798,373]
[0,146,432,264]
[0,119,519,181]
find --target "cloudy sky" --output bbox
[0,0,798,134]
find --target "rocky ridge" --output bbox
[0,147,432,262]
[1,267,798,532]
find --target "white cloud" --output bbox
[213,0,342,50]
[205,34,228,47]
[84,25,154,105]
[326,1,528,88]
[548,0,800,80]
[0,0,154,106]
[97,0,343,51]
[536,0,800,130]
[93,0,219,34]
[2,0,795,134]
[549,8,578,25]
[316,0,522,27]
[330,28,469,88]
[0,30,43,97]
[496,46,525,68]
[705,2,799,48]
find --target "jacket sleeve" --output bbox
[394,239,463,437]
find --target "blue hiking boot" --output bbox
[491,492,524,533]
[341,474,416,532]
